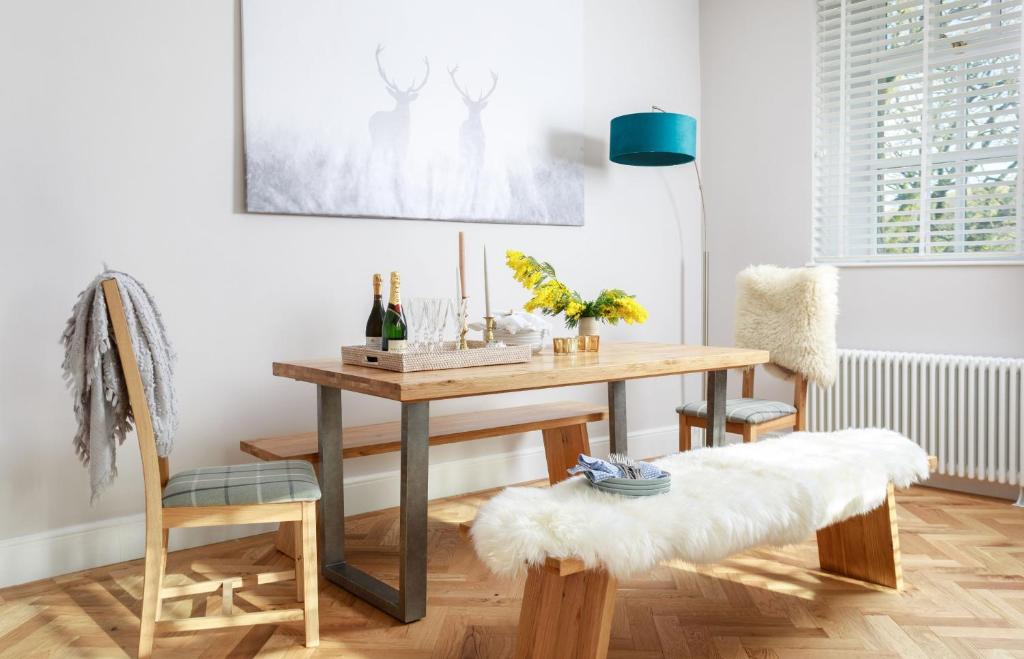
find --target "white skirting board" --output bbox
[0,426,678,589]
[923,472,1021,503]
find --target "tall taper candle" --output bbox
[483,245,491,318]
[458,231,467,299]
[456,266,462,301]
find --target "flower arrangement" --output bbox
[505,250,649,329]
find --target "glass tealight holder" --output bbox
[552,337,578,354]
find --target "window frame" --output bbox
[812,0,1024,266]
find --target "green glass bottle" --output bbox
[364,273,385,349]
[382,271,408,352]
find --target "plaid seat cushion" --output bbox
[163,461,321,508]
[676,398,797,425]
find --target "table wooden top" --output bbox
[273,342,769,402]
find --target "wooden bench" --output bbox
[463,455,938,659]
[240,401,608,557]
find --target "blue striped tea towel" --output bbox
[567,454,667,483]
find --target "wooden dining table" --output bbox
[273,341,769,623]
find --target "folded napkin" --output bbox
[567,454,667,483]
[469,311,549,335]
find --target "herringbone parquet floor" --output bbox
[1,484,1022,658]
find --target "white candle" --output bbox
[456,266,462,301]
[483,245,491,318]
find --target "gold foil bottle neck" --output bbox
[389,271,401,305]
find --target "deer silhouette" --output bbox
[369,45,430,160]
[447,65,498,169]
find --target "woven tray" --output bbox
[341,341,533,373]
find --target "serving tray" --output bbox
[341,341,532,373]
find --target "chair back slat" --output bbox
[741,367,755,398]
[101,279,166,527]
[793,374,808,431]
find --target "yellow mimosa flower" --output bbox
[505,249,648,329]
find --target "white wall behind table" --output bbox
[0,0,702,587]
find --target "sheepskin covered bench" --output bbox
[468,429,934,659]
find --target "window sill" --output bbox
[812,258,1024,268]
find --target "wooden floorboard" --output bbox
[1,485,1022,657]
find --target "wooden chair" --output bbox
[679,264,837,450]
[678,366,808,449]
[101,279,320,658]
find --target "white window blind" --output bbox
[815,0,1024,263]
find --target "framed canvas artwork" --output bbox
[241,0,584,225]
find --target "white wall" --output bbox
[0,0,702,586]
[700,0,1024,408]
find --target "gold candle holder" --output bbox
[552,336,578,354]
[457,298,469,350]
[578,335,601,352]
[483,316,495,345]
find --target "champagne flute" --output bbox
[405,298,428,352]
[434,298,453,351]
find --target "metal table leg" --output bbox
[317,386,344,566]
[705,370,727,447]
[316,386,430,623]
[398,401,429,621]
[608,380,627,454]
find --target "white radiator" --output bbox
[808,349,1024,486]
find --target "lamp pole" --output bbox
[697,164,711,447]
[696,163,708,347]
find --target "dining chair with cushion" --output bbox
[101,279,321,658]
[678,265,838,448]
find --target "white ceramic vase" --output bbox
[578,316,600,337]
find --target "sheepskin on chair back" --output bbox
[734,265,838,387]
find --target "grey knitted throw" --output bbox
[61,271,178,502]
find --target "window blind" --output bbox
[814,0,1024,263]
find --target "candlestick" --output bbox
[458,298,469,350]
[483,245,491,318]
[458,231,467,299]
[483,316,495,346]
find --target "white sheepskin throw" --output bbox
[471,429,929,579]
[735,265,839,387]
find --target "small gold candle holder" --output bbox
[457,298,469,350]
[552,336,578,354]
[483,316,496,345]
[578,335,601,352]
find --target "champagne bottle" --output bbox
[382,271,408,352]
[364,273,385,349]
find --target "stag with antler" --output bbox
[369,44,430,160]
[447,65,498,169]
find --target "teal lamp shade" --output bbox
[609,112,696,166]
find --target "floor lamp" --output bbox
[609,108,710,445]
[609,108,707,347]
